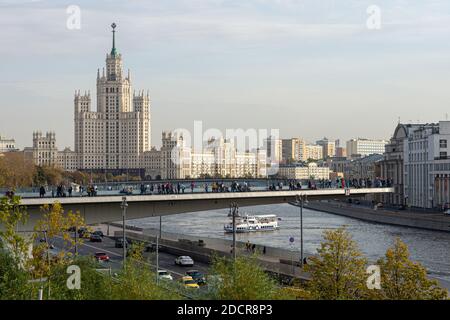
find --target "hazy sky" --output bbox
[1,0,450,149]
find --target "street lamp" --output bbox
[297,195,304,268]
[228,202,239,261]
[120,196,128,269]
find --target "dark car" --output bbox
[145,242,162,252]
[115,238,129,248]
[185,270,206,285]
[92,230,104,237]
[90,234,102,242]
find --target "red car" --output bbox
[94,252,110,262]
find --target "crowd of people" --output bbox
[21,177,392,199]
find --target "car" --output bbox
[145,242,162,252]
[115,238,129,248]
[175,256,194,267]
[94,252,109,262]
[185,270,206,285]
[92,230,104,237]
[444,209,450,215]
[157,270,173,281]
[90,234,102,242]
[181,276,199,289]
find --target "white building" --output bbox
[24,131,78,171]
[146,134,266,179]
[346,138,388,158]
[24,131,58,167]
[305,144,323,160]
[0,135,17,153]
[278,162,330,180]
[404,121,450,209]
[74,23,150,173]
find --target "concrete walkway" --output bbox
[303,201,450,232]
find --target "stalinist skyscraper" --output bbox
[74,23,151,173]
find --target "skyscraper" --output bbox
[74,23,151,173]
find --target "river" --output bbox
[128,203,450,283]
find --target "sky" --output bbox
[1,0,450,149]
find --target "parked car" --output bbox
[444,209,450,215]
[175,256,194,267]
[115,238,129,248]
[181,276,199,289]
[185,270,206,285]
[94,252,109,262]
[90,234,102,242]
[157,270,173,281]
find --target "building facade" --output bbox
[0,135,17,153]
[316,137,335,159]
[145,134,267,179]
[304,144,323,160]
[74,23,151,172]
[403,121,450,209]
[379,124,420,206]
[346,138,388,158]
[278,162,331,180]
[281,138,306,163]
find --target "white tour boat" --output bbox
[224,214,279,233]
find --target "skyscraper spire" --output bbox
[111,22,117,56]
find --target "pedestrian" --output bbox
[252,244,256,253]
[263,246,266,255]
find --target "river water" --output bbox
[128,203,450,283]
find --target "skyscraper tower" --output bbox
[74,23,151,172]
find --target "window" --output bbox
[440,139,447,148]
[440,151,447,159]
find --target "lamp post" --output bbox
[297,195,304,268]
[228,202,239,261]
[120,197,128,269]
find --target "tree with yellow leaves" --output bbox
[31,202,86,278]
[305,226,369,300]
[374,238,448,300]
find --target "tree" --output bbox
[210,255,294,300]
[31,202,86,279]
[0,153,35,189]
[305,226,369,300]
[0,248,33,300]
[0,195,30,265]
[374,238,448,300]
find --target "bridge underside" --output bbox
[18,188,393,230]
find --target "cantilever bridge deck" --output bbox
[19,188,394,228]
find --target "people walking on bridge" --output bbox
[39,186,46,198]
[191,182,195,193]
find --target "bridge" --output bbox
[19,188,394,228]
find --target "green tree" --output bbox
[31,202,86,279]
[305,226,369,300]
[374,238,448,300]
[0,249,33,300]
[210,255,294,300]
[0,196,30,265]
